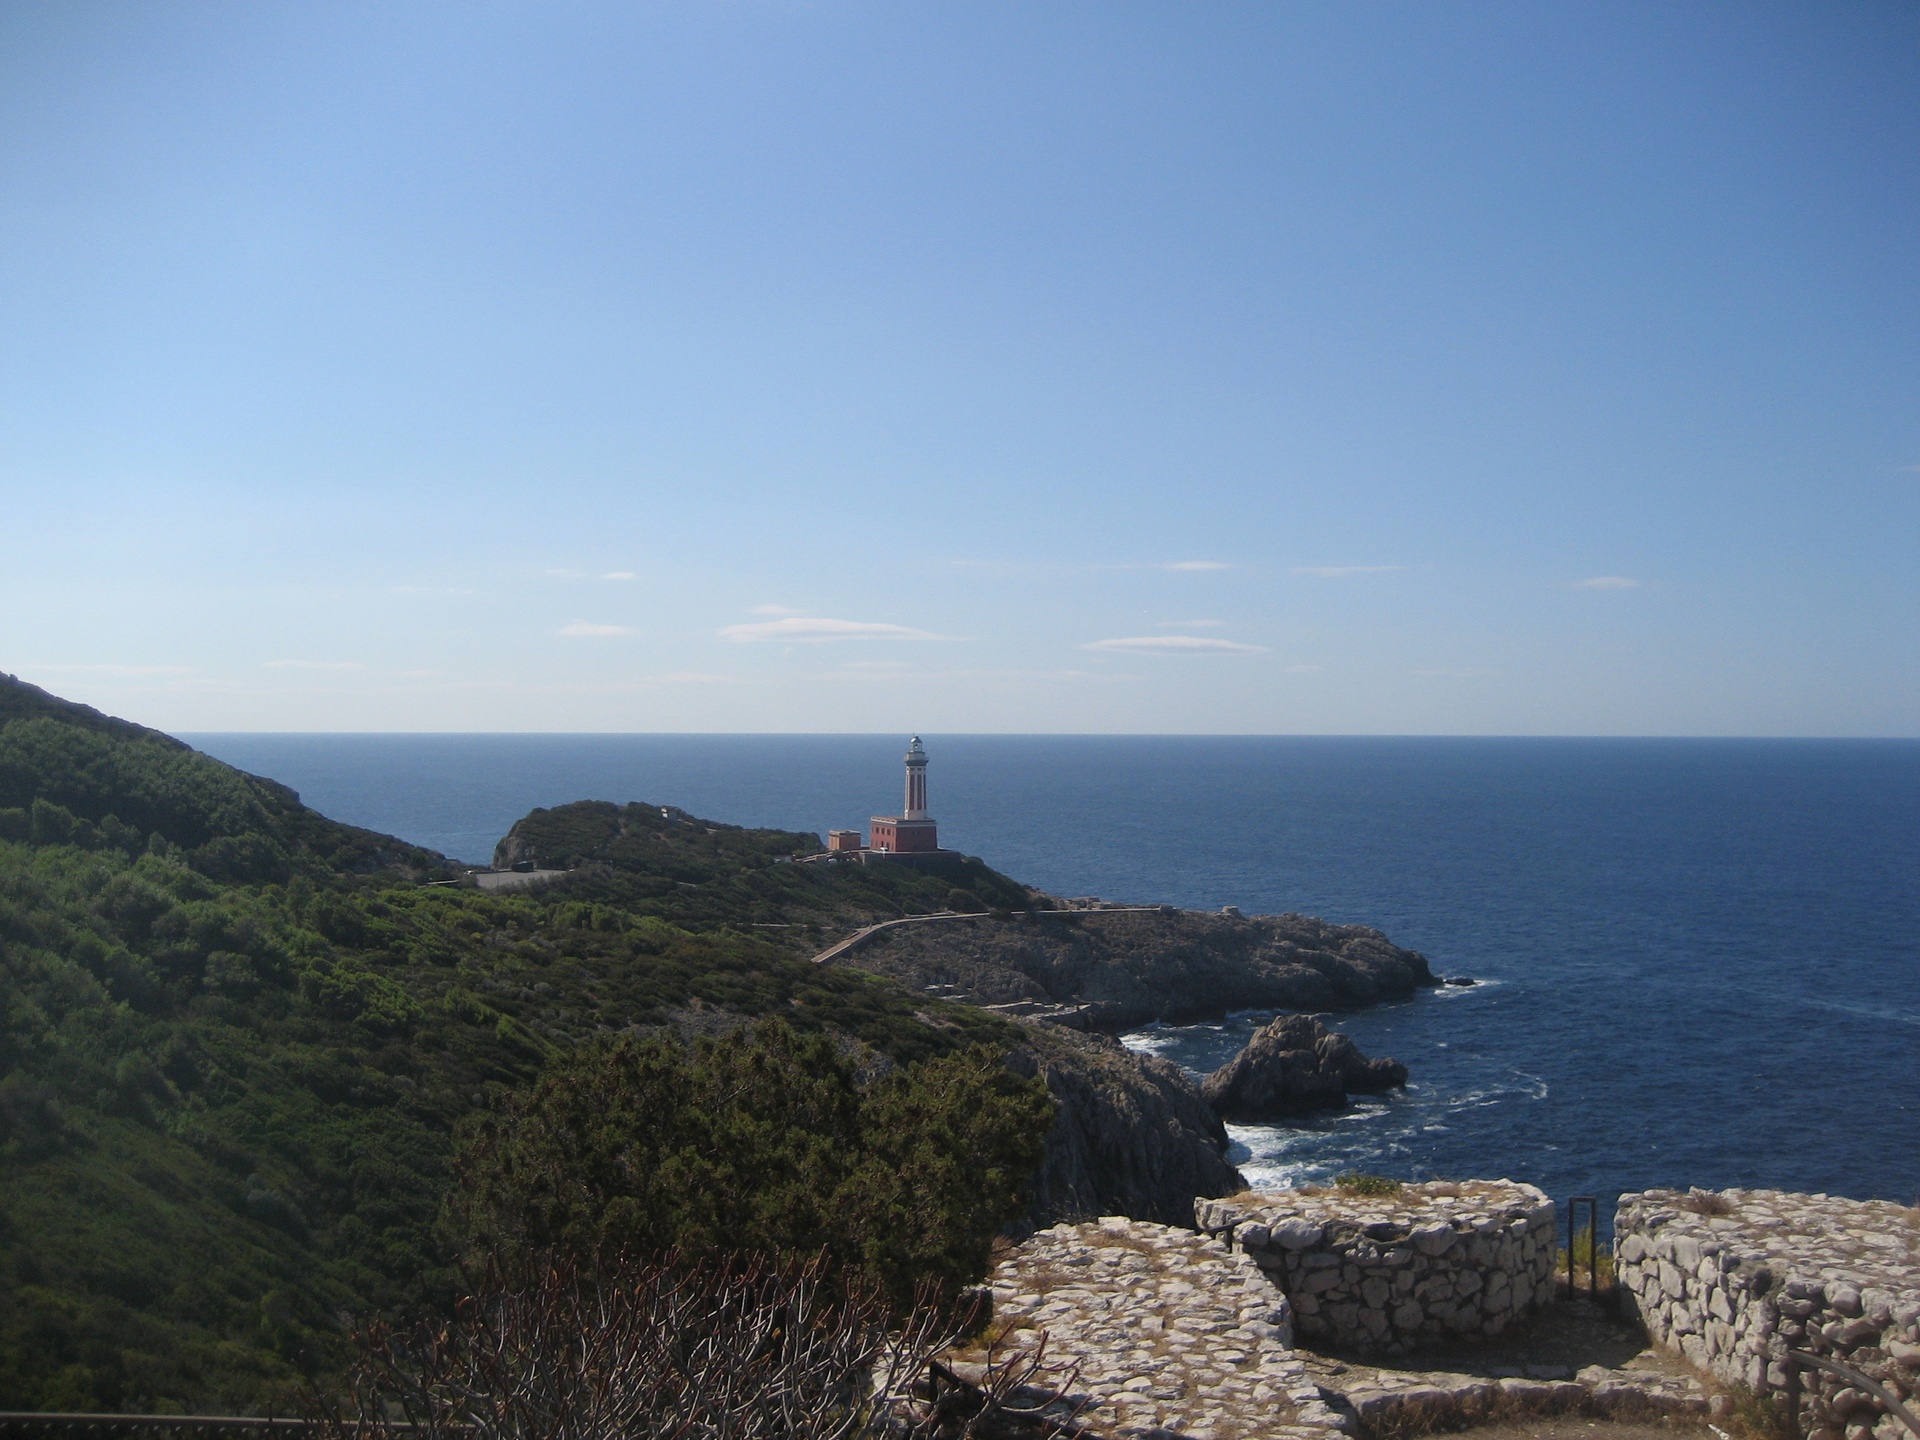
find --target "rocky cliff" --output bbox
[1006,1021,1245,1230]
[845,906,1436,1030]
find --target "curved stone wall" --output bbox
[1615,1187,1920,1439]
[1196,1180,1559,1356]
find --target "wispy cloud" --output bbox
[827,664,1131,685]
[558,621,636,637]
[264,660,364,670]
[1571,576,1641,590]
[943,558,1234,576]
[1292,565,1404,578]
[1157,618,1225,629]
[32,663,192,675]
[600,571,637,581]
[749,603,798,615]
[721,616,946,643]
[1082,635,1268,655]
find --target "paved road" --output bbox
[809,906,1171,964]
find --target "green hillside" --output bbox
[491,797,1034,930]
[0,675,1032,1412]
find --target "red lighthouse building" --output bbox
[868,736,941,854]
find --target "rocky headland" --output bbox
[840,904,1437,1031]
[826,904,1429,1230]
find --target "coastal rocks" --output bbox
[952,1217,1349,1439]
[1196,1181,1559,1356]
[1613,1187,1920,1437]
[1200,1015,1407,1119]
[843,907,1437,1031]
[1009,1023,1246,1230]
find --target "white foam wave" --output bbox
[1431,977,1504,999]
[1509,1068,1550,1100]
[1805,998,1920,1030]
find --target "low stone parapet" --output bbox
[1195,1181,1558,1356]
[1303,1358,1713,1433]
[1614,1187,1920,1438]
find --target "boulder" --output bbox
[1201,1013,1408,1120]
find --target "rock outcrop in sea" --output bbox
[1202,1013,1408,1119]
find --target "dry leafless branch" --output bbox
[308,1253,1090,1440]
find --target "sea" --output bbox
[185,733,1920,1216]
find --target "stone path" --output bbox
[956,1218,1349,1439]
[810,906,1170,966]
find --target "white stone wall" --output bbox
[1195,1181,1558,1356]
[1615,1187,1920,1440]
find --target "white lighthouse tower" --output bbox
[903,735,929,819]
[869,736,941,855]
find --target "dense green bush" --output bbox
[447,1021,1051,1307]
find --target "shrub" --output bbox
[1674,1188,1737,1217]
[1555,1225,1616,1293]
[311,1252,1084,1440]
[446,1020,1052,1307]
[1333,1172,1404,1197]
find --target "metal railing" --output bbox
[0,1419,324,1440]
[1563,1194,1601,1298]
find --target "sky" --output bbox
[1,1,1915,735]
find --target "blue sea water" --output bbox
[185,733,1920,1213]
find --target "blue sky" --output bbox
[2,1,1915,734]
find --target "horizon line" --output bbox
[173,730,1920,742]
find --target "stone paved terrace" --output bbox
[954,1218,1349,1439]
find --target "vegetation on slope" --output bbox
[492,798,1035,933]
[0,675,1046,1412]
[450,1021,1050,1308]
